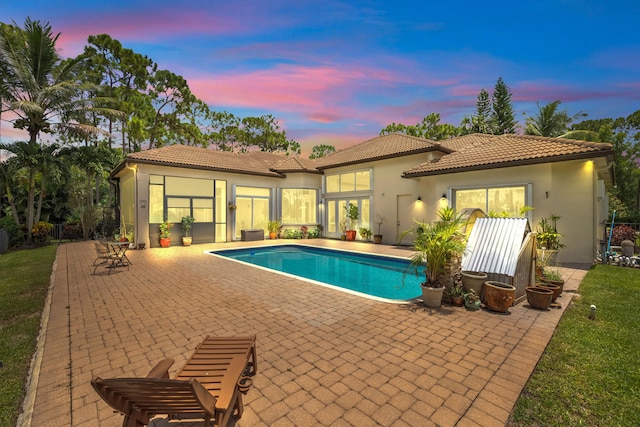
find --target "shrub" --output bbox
[610,224,637,246]
[0,216,24,248]
[62,223,83,241]
[32,221,53,246]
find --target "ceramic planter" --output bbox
[373,235,383,244]
[539,277,564,295]
[483,281,516,313]
[269,232,277,239]
[422,285,444,308]
[160,237,170,248]
[464,294,481,310]
[345,230,357,241]
[526,286,553,310]
[182,237,192,246]
[461,271,487,298]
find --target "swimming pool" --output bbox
[208,244,423,302]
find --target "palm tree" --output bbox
[525,100,587,137]
[1,19,118,244]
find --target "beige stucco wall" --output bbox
[116,163,321,247]
[414,159,600,264]
[321,152,441,243]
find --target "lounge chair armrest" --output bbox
[146,358,174,379]
[189,378,217,416]
[215,355,250,410]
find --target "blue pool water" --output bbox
[209,245,423,301]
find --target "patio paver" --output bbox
[20,240,588,426]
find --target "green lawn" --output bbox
[510,264,640,426]
[0,246,57,426]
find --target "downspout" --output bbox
[124,163,138,247]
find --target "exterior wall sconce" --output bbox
[417,196,422,201]
[441,193,447,200]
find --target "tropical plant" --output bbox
[267,218,282,233]
[344,203,359,230]
[524,100,587,137]
[181,216,195,237]
[159,221,173,238]
[536,214,564,250]
[402,208,467,288]
[359,227,372,240]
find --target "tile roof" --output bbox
[403,134,614,177]
[313,132,444,169]
[121,145,308,177]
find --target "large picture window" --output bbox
[454,185,529,217]
[325,170,371,193]
[282,189,317,224]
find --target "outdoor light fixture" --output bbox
[441,193,447,199]
[417,196,422,201]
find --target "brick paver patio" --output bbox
[20,240,588,426]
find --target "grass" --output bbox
[510,264,640,426]
[0,246,57,426]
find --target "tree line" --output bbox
[1,18,638,247]
[379,78,640,222]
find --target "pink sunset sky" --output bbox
[2,0,639,156]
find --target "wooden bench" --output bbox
[92,335,257,427]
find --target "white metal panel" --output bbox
[462,217,529,277]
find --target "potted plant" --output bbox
[267,219,282,239]
[464,289,481,310]
[159,221,173,248]
[373,214,386,244]
[344,203,359,241]
[449,284,465,306]
[403,208,467,308]
[461,271,488,299]
[359,227,372,241]
[339,220,347,240]
[536,214,564,266]
[181,216,195,246]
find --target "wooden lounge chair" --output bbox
[92,335,257,427]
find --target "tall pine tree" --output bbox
[491,77,517,134]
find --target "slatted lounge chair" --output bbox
[92,335,257,427]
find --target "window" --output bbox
[282,189,317,224]
[325,170,371,193]
[234,186,271,239]
[454,185,528,217]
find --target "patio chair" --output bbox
[91,335,257,427]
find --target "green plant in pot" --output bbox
[374,214,386,244]
[536,213,564,266]
[402,208,467,308]
[359,227,372,241]
[159,221,173,247]
[267,219,282,239]
[181,216,195,246]
[344,203,359,241]
[464,289,481,310]
[449,284,465,306]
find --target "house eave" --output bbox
[112,158,286,178]
[402,151,615,178]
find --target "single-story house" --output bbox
[110,132,614,264]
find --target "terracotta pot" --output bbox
[539,277,564,295]
[422,285,444,308]
[526,286,553,310]
[345,230,357,241]
[160,237,170,248]
[483,281,516,313]
[536,282,561,302]
[373,235,383,244]
[269,232,277,239]
[461,271,487,299]
[451,296,465,306]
